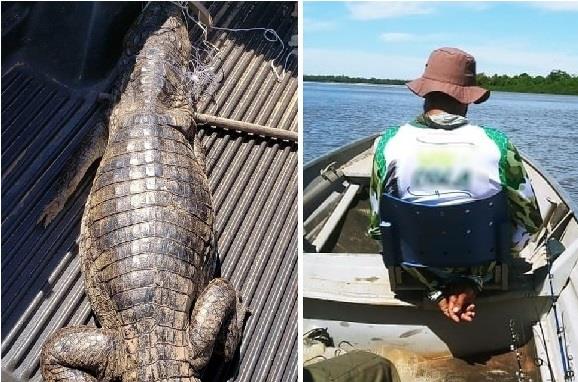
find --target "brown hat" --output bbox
[407,47,490,104]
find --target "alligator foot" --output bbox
[188,278,246,374]
[41,326,119,382]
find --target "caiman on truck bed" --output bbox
[36,3,245,381]
[1,2,298,381]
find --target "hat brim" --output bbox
[406,77,490,104]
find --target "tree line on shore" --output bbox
[304,70,578,96]
[304,75,407,86]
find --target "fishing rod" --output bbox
[561,312,575,381]
[545,238,574,381]
[528,199,575,381]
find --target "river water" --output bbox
[304,82,578,204]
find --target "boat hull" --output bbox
[303,135,578,380]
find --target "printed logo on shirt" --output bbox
[410,148,474,192]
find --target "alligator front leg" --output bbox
[192,131,208,173]
[38,120,108,227]
[41,327,120,382]
[188,278,245,376]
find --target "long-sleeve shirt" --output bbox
[368,113,543,295]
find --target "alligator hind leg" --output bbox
[41,326,119,382]
[188,278,245,374]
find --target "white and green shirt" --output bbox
[368,113,543,294]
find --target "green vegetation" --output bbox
[477,70,578,96]
[304,70,578,96]
[303,75,406,86]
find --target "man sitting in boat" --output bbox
[368,47,543,323]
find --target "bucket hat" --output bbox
[407,47,490,104]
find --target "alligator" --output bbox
[39,3,245,381]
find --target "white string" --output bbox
[164,1,228,103]
[210,26,290,82]
[137,2,293,105]
[170,1,293,82]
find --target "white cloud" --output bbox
[304,18,337,32]
[304,45,578,79]
[304,48,425,79]
[458,2,492,12]
[346,1,434,20]
[379,32,449,44]
[468,44,578,76]
[532,1,578,11]
[380,32,416,43]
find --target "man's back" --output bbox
[368,112,543,322]
[370,113,542,248]
[373,117,504,205]
[367,47,543,322]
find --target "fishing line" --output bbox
[170,1,293,83]
[209,25,293,82]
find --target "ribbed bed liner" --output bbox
[1,64,105,380]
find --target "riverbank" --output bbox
[304,73,578,96]
[304,75,406,86]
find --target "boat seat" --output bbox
[379,190,511,290]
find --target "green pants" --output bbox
[304,351,401,382]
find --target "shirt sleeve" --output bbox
[368,128,400,239]
[368,137,384,240]
[503,141,543,253]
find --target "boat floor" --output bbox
[305,340,541,382]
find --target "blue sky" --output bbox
[304,1,578,79]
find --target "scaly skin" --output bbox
[41,4,244,381]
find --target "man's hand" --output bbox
[437,284,477,323]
